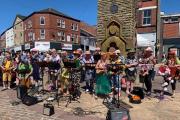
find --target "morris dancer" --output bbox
[82,51,94,93]
[125,49,138,94]
[163,51,180,97]
[95,52,111,97]
[17,59,33,88]
[49,49,61,90]
[140,47,156,96]
[1,51,13,90]
[30,48,40,88]
[158,64,171,99]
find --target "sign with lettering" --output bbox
[35,42,50,51]
[61,43,72,50]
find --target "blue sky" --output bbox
[0,0,180,34]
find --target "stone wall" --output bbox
[97,0,137,50]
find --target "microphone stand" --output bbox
[105,64,124,108]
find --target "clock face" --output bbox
[110,4,118,14]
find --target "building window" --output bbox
[57,19,60,27]
[143,9,151,25]
[71,23,78,31]
[171,17,179,23]
[164,18,169,23]
[57,31,65,41]
[71,34,76,42]
[40,17,45,25]
[20,32,22,37]
[62,20,65,28]
[75,24,78,31]
[40,29,45,39]
[28,32,33,41]
[57,19,65,28]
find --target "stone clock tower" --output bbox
[97,0,137,54]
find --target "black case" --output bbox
[131,87,144,99]
[22,95,38,106]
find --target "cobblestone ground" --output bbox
[130,76,180,120]
[0,75,180,120]
[0,88,104,120]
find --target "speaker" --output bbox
[106,107,131,120]
[17,85,27,99]
[43,103,54,116]
[22,95,38,106]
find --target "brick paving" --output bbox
[0,87,105,120]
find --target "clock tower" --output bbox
[97,0,137,54]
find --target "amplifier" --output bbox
[106,107,131,120]
[43,103,54,116]
[17,85,27,99]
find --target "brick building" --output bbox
[162,14,180,56]
[23,8,80,51]
[136,0,160,56]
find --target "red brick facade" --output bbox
[162,17,180,38]
[138,0,157,8]
[137,0,158,34]
[24,9,80,44]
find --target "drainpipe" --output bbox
[156,0,161,62]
